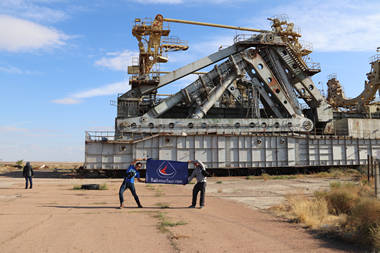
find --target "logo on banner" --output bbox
[157,161,177,178]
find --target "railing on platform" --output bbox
[85,127,380,141]
[86,131,115,141]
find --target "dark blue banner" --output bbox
[146,159,188,185]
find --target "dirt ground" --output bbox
[0,170,362,253]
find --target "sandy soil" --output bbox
[0,173,361,253]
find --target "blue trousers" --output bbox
[119,181,141,206]
[25,176,32,189]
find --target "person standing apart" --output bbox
[187,160,209,209]
[119,158,145,209]
[23,162,34,189]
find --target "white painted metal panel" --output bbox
[85,135,380,170]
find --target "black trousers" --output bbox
[119,181,141,206]
[192,182,206,206]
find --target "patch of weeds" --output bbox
[152,211,187,252]
[72,185,82,190]
[154,212,187,233]
[346,168,360,175]
[262,173,270,181]
[272,175,297,180]
[329,181,342,188]
[216,181,222,184]
[171,234,190,240]
[99,183,108,190]
[145,184,155,190]
[329,168,345,178]
[277,181,380,251]
[188,181,195,184]
[316,171,330,178]
[246,175,254,180]
[217,189,223,193]
[155,202,170,209]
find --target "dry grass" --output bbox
[153,212,187,233]
[246,167,359,182]
[155,202,170,209]
[346,198,380,246]
[271,180,380,250]
[262,173,270,181]
[308,168,361,179]
[324,183,360,215]
[287,195,328,228]
[99,183,108,190]
[273,195,344,229]
[72,185,81,190]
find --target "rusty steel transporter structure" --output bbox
[85,15,380,173]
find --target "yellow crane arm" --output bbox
[163,17,268,33]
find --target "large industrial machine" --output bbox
[326,56,380,114]
[85,15,380,172]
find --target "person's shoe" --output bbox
[199,206,204,209]
[188,205,195,208]
[138,205,143,208]
[119,204,124,209]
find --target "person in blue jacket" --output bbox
[119,158,145,209]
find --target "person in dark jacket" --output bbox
[187,160,209,209]
[22,162,34,189]
[119,158,145,209]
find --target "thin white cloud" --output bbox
[192,35,235,55]
[0,15,68,52]
[0,125,30,133]
[72,81,129,98]
[132,0,182,3]
[51,98,82,104]
[0,64,38,74]
[0,0,67,23]
[252,0,380,52]
[52,80,130,104]
[95,50,138,71]
[130,0,249,4]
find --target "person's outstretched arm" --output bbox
[130,158,146,165]
[197,160,206,170]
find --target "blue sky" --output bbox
[1,0,379,162]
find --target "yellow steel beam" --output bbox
[151,71,207,75]
[163,17,268,33]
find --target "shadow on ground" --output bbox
[308,230,367,253]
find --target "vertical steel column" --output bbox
[375,159,380,199]
[368,155,371,182]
